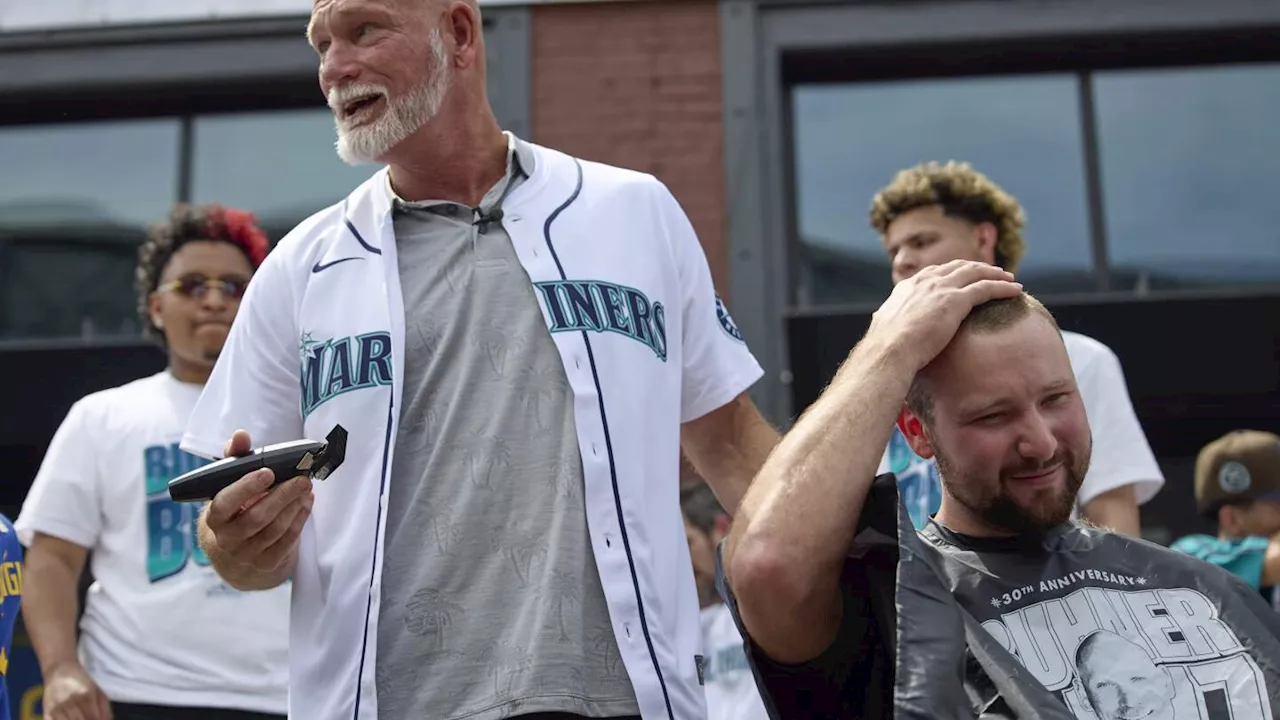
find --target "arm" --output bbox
[1081,485,1139,536]
[20,535,113,720]
[680,391,779,516]
[725,261,1023,664]
[1071,337,1163,536]
[724,337,912,663]
[21,534,89,677]
[13,401,114,719]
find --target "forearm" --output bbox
[683,395,781,517]
[727,337,911,586]
[21,553,86,676]
[198,508,295,591]
[720,416,782,515]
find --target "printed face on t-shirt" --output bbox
[1075,629,1177,720]
[911,313,1092,534]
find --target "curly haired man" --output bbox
[15,205,290,720]
[868,161,1164,536]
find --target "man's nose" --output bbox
[892,255,919,282]
[319,43,360,93]
[1016,411,1059,463]
[199,285,231,311]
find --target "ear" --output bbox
[897,404,936,460]
[446,1,482,70]
[148,292,165,330]
[974,222,999,267]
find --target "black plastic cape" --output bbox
[720,474,1280,719]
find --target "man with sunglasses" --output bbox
[15,204,290,720]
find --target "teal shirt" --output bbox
[1172,534,1278,610]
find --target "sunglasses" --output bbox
[157,274,250,300]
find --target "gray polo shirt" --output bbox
[374,134,641,720]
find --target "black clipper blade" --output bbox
[299,425,348,482]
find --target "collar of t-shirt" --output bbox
[383,132,532,212]
[922,520,1076,556]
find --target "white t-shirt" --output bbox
[879,330,1165,530]
[700,603,770,720]
[15,371,290,714]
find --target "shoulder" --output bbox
[67,372,168,423]
[529,141,675,211]
[1061,330,1120,369]
[580,156,665,194]
[268,201,349,264]
[1061,330,1132,398]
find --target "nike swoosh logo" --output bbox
[312,257,362,273]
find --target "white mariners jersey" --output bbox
[182,137,764,720]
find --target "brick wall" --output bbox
[529,0,730,302]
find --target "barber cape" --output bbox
[182,136,764,720]
[877,476,1280,719]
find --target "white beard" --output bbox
[331,28,452,166]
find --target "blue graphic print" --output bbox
[144,444,213,582]
[884,427,943,530]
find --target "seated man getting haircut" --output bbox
[720,260,1280,719]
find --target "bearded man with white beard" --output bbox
[181,2,781,720]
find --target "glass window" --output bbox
[190,108,382,242]
[790,74,1095,307]
[1094,62,1280,292]
[0,119,181,340]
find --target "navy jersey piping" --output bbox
[542,159,677,720]
[342,200,382,255]
[352,394,396,719]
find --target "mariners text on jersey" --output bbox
[300,331,394,419]
[535,279,667,361]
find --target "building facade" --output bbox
[3,0,1279,530]
[1,3,1279,709]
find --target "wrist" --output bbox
[847,332,920,382]
[42,658,84,679]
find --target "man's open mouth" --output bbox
[341,94,384,120]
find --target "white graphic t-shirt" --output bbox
[879,330,1165,529]
[16,371,290,714]
[700,603,770,720]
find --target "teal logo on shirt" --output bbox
[715,292,745,344]
[144,443,213,582]
[534,280,667,361]
[886,427,943,530]
[300,331,394,418]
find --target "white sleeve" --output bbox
[15,400,103,549]
[655,183,765,423]
[181,249,304,460]
[1075,342,1165,507]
